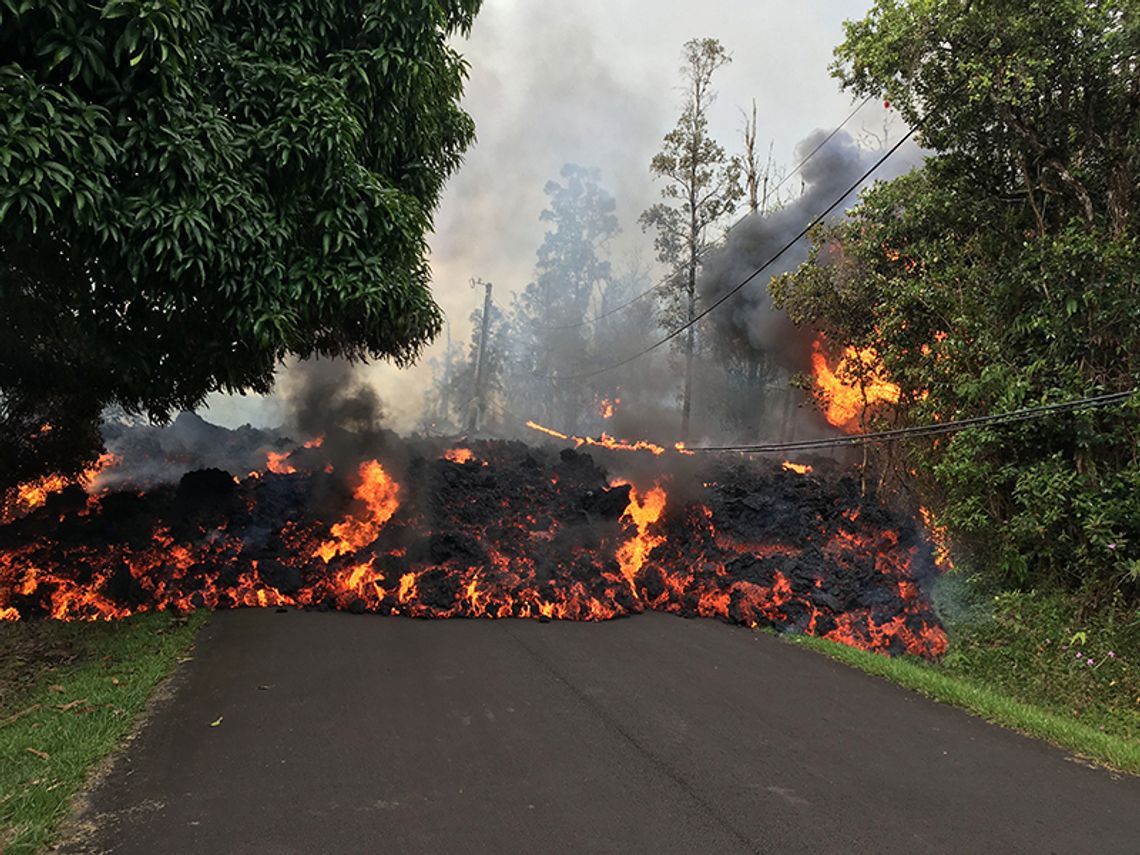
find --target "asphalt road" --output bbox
[63,611,1140,854]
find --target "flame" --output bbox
[4,453,119,523]
[598,397,620,419]
[444,448,475,464]
[782,462,812,475]
[811,338,900,430]
[525,421,667,456]
[525,421,571,440]
[313,460,400,563]
[266,450,297,475]
[919,506,953,571]
[614,484,668,598]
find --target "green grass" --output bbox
[785,585,1140,776]
[0,612,205,853]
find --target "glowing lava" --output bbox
[615,484,668,598]
[782,462,812,475]
[313,460,400,563]
[444,448,475,464]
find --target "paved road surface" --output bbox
[63,611,1140,854]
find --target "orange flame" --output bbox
[313,460,400,563]
[615,484,667,598]
[266,450,297,475]
[782,462,812,475]
[598,397,620,419]
[811,339,900,430]
[919,506,953,571]
[5,453,119,522]
[525,421,667,456]
[444,448,475,464]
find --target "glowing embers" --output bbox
[782,461,812,475]
[313,460,400,563]
[810,338,900,431]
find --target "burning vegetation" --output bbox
[0,427,948,659]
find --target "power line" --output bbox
[498,390,1134,454]
[534,95,877,334]
[685,391,1135,454]
[547,126,917,382]
[767,95,876,199]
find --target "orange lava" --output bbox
[266,450,297,475]
[782,462,812,475]
[615,484,668,598]
[4,453,119,523]
[444,448,475,464]
[598,397,620,420]
[313,460,400,563]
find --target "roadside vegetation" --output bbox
[0,612,204,853]
[766,0,1140,764]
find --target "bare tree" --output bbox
[640,38,743,440]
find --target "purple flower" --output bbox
[1108,651,1116,659]
[1108,543,1117,551]
[1087,658,1095,666]
[1061,645,1068,651]
[1076,651,1083,658]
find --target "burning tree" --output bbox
[0,0,483,487]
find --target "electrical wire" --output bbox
[533,95,877,333]
[547,126,916,381]
[684,391,1135,454]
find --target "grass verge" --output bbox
[0,612,205,853]
[784,587,1140,776]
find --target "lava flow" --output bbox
[0,433,948,659]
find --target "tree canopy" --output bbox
[774,0,1140,597]
[0,0,482,485]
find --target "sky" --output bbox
[203,0,882,431]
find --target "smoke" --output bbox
[100,359,397,489]
[698,128,922,373]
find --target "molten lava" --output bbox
[266,451,296,475]
[811,338,901,431]
[0,436,949,659]
[782,462,812,475]
[444,448,475,465]
[614,484,668,598]
[313,460,400,563]
[3,453,119,523]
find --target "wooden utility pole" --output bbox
[440,317,453,428]
[466,278,493,434]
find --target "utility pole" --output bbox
[440,316,452,429]
[467,278,493,434]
